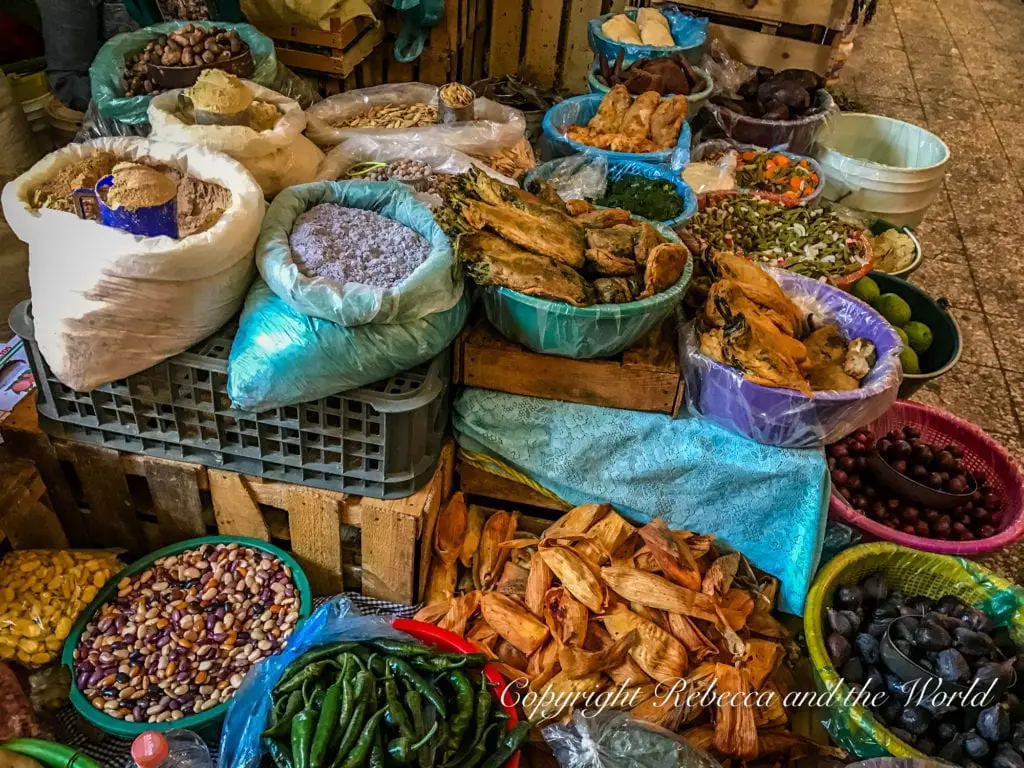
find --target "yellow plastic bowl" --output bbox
[804,542,1024,759]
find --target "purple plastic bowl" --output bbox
[684,268,904,448]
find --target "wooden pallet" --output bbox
[256,14,385,79]
[0,394,453,604]
[0,458,67,550]
[454,317,685,415]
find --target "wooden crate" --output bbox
[454,317,685,415]
[0,458,68,551]
[255,15,385,79]
[0,394,453,604]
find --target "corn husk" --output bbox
[529,671,605,722]
[544,503,610,539]
[701,552,740,596]
[678,661,718,724]
[575,511,635,564]
[713,605,748,659]
[460,504,487,567]
[475,511,518,589]
[742,638,785,688]
[747,609,790,640]
[619,682,657,707]
[497,559,530,597]
[632,603,672,633]
[539,545,606,612]
[465,618,499,655]
[526,550,552,617]
[601,567,718,622]
[496,639,530,671]
[638,520,702,590]
[527,638,561,691]
[630,693,679,727]
[602,605,688,683]
[633,547,661,573]
[558,629,636,679]
[544,587,590,647]
[479,591,549,655]
[435,492,468,563]
[424,559,459,604]
[439,591,480,637]
[491,661,532,689]
[680,724,715,752]
[719,589,756,630]
[414,600,450,624]
[674,531,715,559]
[754,682,788,728]
[667,613,718,661]
[712,664,758,758]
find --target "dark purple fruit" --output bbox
[964,731,992,760]
[826,632,852,666]
[972,659,1016,690]
[939,734,966,763]
[927,472,944,489]
[826,608,855,639]
[936,648,971,684]
[831,469,848,486]
[994,747,1024,768]
[948,476,968,494]
[899,706,932,736]
[904,426,921,439]
[863,665,885,694]
[955,627,997,657]
[977,704,1011,742]
[892,459,908,474]
[936,451,957,471]
[916,736,937,755]
[840,657,865,685]
[886,673,913,703]
[937,595,965,616]
[892,440,912,459]
[911,464,930,481]
[839,456,856,472]
[862,572,888,601]
[895,639,915,658]
[935,721,959,743]
[836,585,864,611]
[893,617,918,642]
[856,632,880,664]
[916,623,953,651]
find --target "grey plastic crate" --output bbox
[10,302,449,499]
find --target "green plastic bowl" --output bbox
[481,224,693,358]
[61,535,312,739]
[0,739,103,768]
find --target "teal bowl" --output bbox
[62,535,312,739]
[481,223,692,359]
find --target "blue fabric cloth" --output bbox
[454,388,831,615]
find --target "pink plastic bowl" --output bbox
[829,400,1024,555]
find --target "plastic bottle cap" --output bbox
[132,731,169,768]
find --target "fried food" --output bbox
[562,86,683,154]
[802,324,847,368]
[593,277,636,304]
[585,248,638,277]
[566,199,593,216]
[586,224,638,258]
[572,207,633,228]
[635,222,666,265]
[462,199,586,269]
[650,95,687,148]
[640,243,689,297]
[589,84,632,133]
[713,298,812,395]
[620,91,660,140]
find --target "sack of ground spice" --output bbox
[148,81,324,197]
[1,137,264,391]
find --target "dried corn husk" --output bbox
[631,603,671,632]
[439,591,480,637]
[575,511,635,564]
[742,638,785,688]
[602,605,688,683]
[526,550,552,617]
[558,629,635,679]
[719,589,756,630]
[539,545,605,612]
[465,618,499,655]
[544,503,610,539]
[425,559,459,604]
[701,552,741,596]
[414,600,451,624]
[527,638,561,691]
[620,682,657,707]
[544,587,589,647]
[638,520,702,590]
[496,639,530,671]
[435,492,468,562]
[491,661,531,689]
[601,567,718,622]
[476,511,518,589]
[633,547,661,572]
[631,693,679,727]
[747,609,790,640]
[714,606,748,659]
[754,682,788,728]
[667,613,718,661]
[497,560,530,597]
[460,504,487,567]
[529,671,605,722]
[479,591,549,655]
[713,664,758,758]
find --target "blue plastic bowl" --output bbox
[542,94,691,169]
[586,63,714,119]
[523,157,697,228]
[690,140,827,205]
[588,8,707,65]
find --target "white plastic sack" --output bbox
[148,81,324,196]
[1,137,265,390]
[304,83,526,155]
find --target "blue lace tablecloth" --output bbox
[454,388,831,615]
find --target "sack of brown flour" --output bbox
[148,82,324,197]
[1,137,264,390]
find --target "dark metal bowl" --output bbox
[867,449,976,511]
[149,48,255,90]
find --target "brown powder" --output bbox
[29,152,118,212]
[176,176,232,238]
[104,163,178,211]
[248,101,282,132]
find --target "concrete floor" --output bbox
[833,0,1024,582]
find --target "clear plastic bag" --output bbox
[683,267,903,449]
[218,595,408,768]
[587,8,708,64]
[304,83,527,153]
[0,550,123,668]
[522,154,609,202]
[544,710,722,768]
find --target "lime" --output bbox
[852,276,880,304]
[894,326,909,346]
[904,320,933,354]
[900,347,921,375]
[872,293,913,327]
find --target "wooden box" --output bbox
[255,15,385,79]
[0,458,68,551]
[0,395,453,604]
[454,318,685,416]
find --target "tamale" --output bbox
[587,623,651,686]
[462,200,586,268]
[640,243,689,298]
[638,519,702,590]
[526,550,553,617]
[466,618,500,655]
[589,84,632,133]
[414,600,451,624]
[543,587,590,647]
[719,589,756,630]
[630,693,679,728]
[496,639,530,671]
[434,492,468,562]
[497,559,531,597]
[742,638,785,688]
[558,630,636,679]
[602,605,688,684]
[575,510,635,565]
[713,606,748,659]
[439,591,480,637]
[544,503,610,538]
[572,207,632,228]
[539,545,606,612]
[631,603,671,632]
[460,504,487,567]
[424,559,458,604]
[713,664,759,759]
[527,639,561,691]
[475,510,518,589]
[701,552,741,596]
[460,232,594,306]
[667,613,718,661]
[649,95,687,148]
[479,591,550,656]
[601,567,718,622]
[530,671,606,722]
[585,248,639,277]
[675,531,716,559]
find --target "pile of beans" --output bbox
[72,543,300,723]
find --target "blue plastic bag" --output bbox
[588,8,707,64]
[227,280,468,409]
[218,596,408,768]
[389,0,445,61]
[541,95,691,170]
[258,181,461,327]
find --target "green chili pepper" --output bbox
[264,737,296,768]
[263,690,304,739]
[446,670,475,752]
[368,741,386,768]
[335,676,355,739]
[368,639,439,657]
[388,721,439,765]
[280,642,360,682]
[471,675,494,747]
[387,657,446,718]
[290,710,316,768]
[477,723,530,768]
[331,672,371,768]
[340,706,387,768]
[310,677,344,768]
[384,668,416,739]
[455,723,499,768]
[410,653,488,673]
[338,652,366,674]
[405,689,434,768]
[278,660,340,696]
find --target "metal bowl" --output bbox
[149,48,255,90]
[867,448,976,511]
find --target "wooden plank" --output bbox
[0,461,68,549]
[361,503,418,603]
[708,22,834,75]
[561,0,603,92]
[68,443,147,554]
[208,470,271,541]
[457,461,571,512]
[287,491,345,595]
[274,26,383,76]
[257,18,369,48]
[146,461,206,544]
[386,58,416,83]
[520,0,564,88]
[488,0,525,77]
[677,0,853,31]
[472,16,487,82]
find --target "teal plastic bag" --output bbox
[90,22,312,126]
[227,280,468,409]
[588,8,707,64]
[259,181,461,326]
[388,0,445,62]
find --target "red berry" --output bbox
[832,469,848,486]
[901,524,917,535]
[979,525,997,538]
[915,520,930,536]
